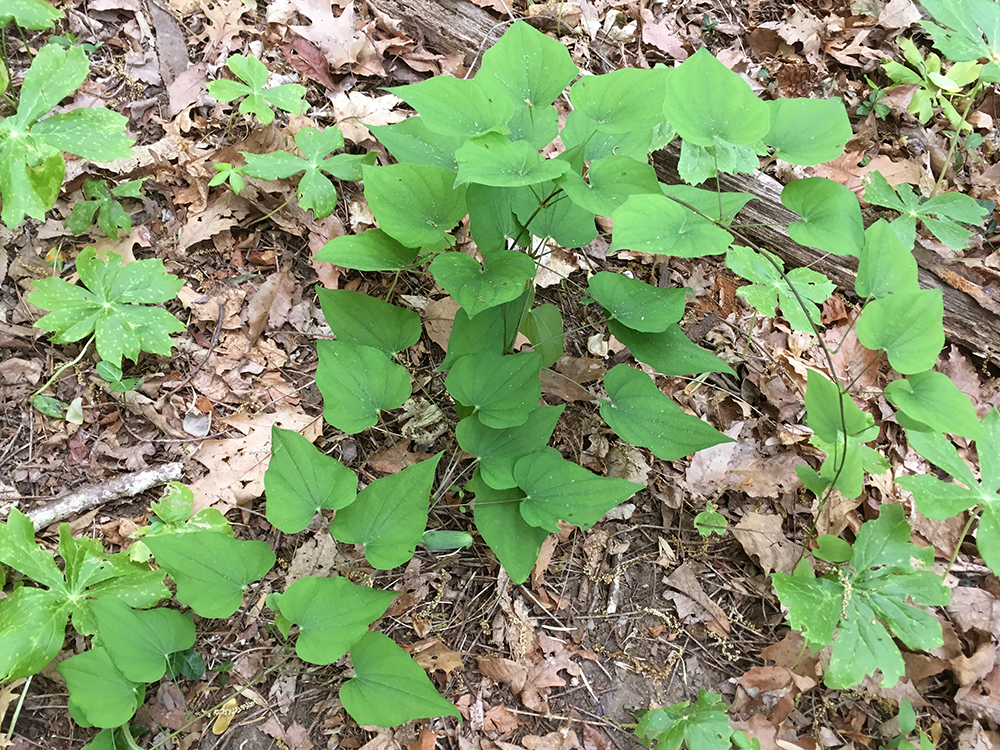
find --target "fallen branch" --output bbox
[22,462,184,531]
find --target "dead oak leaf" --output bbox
[330,91,405,144]
[732,512,803,576]
[288,0,368,72]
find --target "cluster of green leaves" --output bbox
[635,690,758,750]
[206,54,307,126]
[0,483,273,743]
[28,248,185,368]
[66,178,145,239]
[0,39,133,228]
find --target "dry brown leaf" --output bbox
[331,91,406,144]
[663,563,730,636]
[732,512,802,576]
[367,440,433,473]
[423,296,460,353]
[759,7,827,54]
[522,730,580,750]
[189,406,320,514]
[809,152,923,196]
[246,270,295,348]
[484,704,522,733]
[287,0,368,71]
[406,639,464,676]
[282,34,337,90]
[478,655,528,693]
[409,728,437,750]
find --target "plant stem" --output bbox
[3,676,31,746]
[31,335,94,400]
[943,508,978,579]
[932,94,976,196]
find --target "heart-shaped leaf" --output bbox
[91,598,195,683]
[58,647,144,728]
[430,250,536,318]
[588,271,687,333]
[316,288,421,354]
[470,469,548,585]
[329,454,442,570]
[316,341,411,434]
[445,351,542,428]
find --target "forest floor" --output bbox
[3,0,1000,749]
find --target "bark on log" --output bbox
[368,0,1000,366]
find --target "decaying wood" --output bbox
[24,462,184,531]
[368,0,1000,366]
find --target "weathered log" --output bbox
[368,0,1000,366]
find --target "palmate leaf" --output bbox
[515,447,643,532]
[862,170,988,250]
[270,576,396,664]
[28,248,184,367]
[897,409,1000,573]
[207,54,307,125]
[340,632,460,727]
[636,690,732,750]
[142,532,275,619]
[264,426,358,534]
[599,365,732,461]
[242,126,371,219]
[726,245,834,333]
[329,454,442,570]
[771,504,949,689]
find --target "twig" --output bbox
[16,462,184,530]
[160,302,225,401]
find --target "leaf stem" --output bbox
[31,335,94,401]
[943,508,978,579]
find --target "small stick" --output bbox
[15,462,184,531]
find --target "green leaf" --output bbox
[264,426,358,534]
[511,179,598,247]
[315,229,419,271]
[856,289,944,374]
[340,631,460,726]
[456,405,564,489]
[520,303,564,369]
[663,48,769,147]
[516,447,642,532]
[0,587,70,680]
[726,245,834,332]
[316,340,411,433]
[142,533,275,618]
[329,454,442,570]
[8,44,88,126]
[570,67,670,133]
[805,369,881,499]
[611,194,733,258]
[368,117,462,170]
[814,535,852,563]
[1,0,65,29]
[270,576,396,664]
[600,364,732,461]
[430,250,535,318]
[316,288,421,354]
[694,502,727,537]
[28,248,184,367]
[455,133,569,187]
[91,599,195,683]
[478,20,578,111]
[607,320,735,377]
[59,647,144,728]
[862,171,988,251]
[636,690,732,750]
[421,530,474,550]
[446,351,542,428]
[781,177,864,257]
[208,54,306,125]
[470,470,548,584]
[558,155,661,216]
[363,164,467,248]
[660,184,755,224]
[589,271,687,333]
[885,371,983,440]
[560,109,655,162]
[165,649,205,680]
[856,219,919,299]
[466,183,521,251]
[763,98,852,165]
[0,508,65,588]
[31,108,133,162]
[389,75,513,138]
[772,505,948,689]
[439,292,527,370]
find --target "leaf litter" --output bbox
[3,0,1000,747]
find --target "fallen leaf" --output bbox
[331,91,406,144]
[732,512,803,576]
[282,34,337,90]
[663,563,730,637]
[406,639,464,676]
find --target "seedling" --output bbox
[65,178,145,239]
[206,53,308,126]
